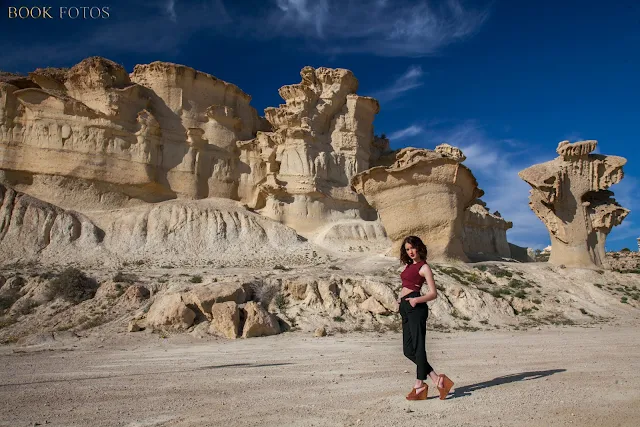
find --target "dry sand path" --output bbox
[0,325,638,427]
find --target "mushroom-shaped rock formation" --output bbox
[237,66,385,238]
[518,140,629,268]
[351,145,484,261]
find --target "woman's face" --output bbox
[405,243,419,261]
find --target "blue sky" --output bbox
[1,0,639,251]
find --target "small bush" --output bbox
[274,293,288,311]
[273,264,291,271]
[189,275,203,284]
[532,298,541,304]
[509,279,533,289]
[621,296,628,304]
[0,316,18,329]
[474,265,488,272]
[333,316,345,322]
[579,308,588,315]
[490,289,503,299]
[620,248,631,252]
[0,295,18,311]
[514,290,526,299]
[488,266,513,278]
[250,279,280,306]
[466,273,481,284]
[328,265,341,270]
[113,271,138,284]
[47,268,98,304]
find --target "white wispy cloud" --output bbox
[165,0,177,21]
[276,0,330,37]
[389,125,424,141]
[265,0,490,56]
[0,0,490,71]
[371,65,424,102]
[415,120,556,249]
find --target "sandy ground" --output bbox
[1,325,639,427]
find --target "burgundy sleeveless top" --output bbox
[401,261,426,292]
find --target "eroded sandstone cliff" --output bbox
[236,66,386,241]
[0,57,269,209]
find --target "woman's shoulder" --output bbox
[418,261,431,272]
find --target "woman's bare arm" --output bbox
[411,263,438,304]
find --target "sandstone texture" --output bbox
[463,199,512,259]
[351,145,491,261]
[1,57,268,206]
[0,57,518,266]
[236,66,389,246]
[519,140,628,268]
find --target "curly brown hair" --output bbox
[399,235,428,265]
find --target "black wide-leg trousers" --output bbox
[399,291,433,380]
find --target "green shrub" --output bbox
[0,295,18,311]
[189,275,203,284]
[333,316,345,322]
[509,279,533,289]
[274,293,288,311]
[466,273,481,284]
[113,271,138,284]
[47,268,98,304]
[488,266,513,278]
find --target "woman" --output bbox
[398,235,454,401]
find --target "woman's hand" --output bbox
[409,298,417,307]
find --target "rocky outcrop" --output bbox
[351,145,484,261]
[145,293,196,331]
[236,66,387,241]
[0,184,104,261]
[0,187,315,266]
[1,57,515,268]
[463,200,512,259]
[242,301,281,338]
[0,57,268,209]
[209,301,241,339]
[185,283,251,319]
[519,140,628,268]
[91,198,311,265]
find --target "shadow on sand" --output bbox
[443,369,567,400]
[0,362,293,388]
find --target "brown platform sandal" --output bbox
[437,374,454,400]
[406,384,427,401]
